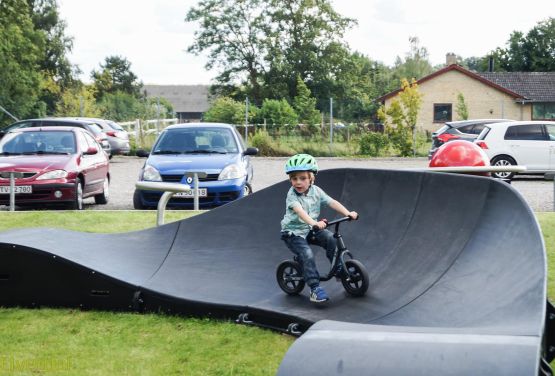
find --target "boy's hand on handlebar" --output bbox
[348,211,359,220]
[312,220,327,230]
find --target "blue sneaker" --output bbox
[310,286,329,303]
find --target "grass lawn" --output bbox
[0,211,293,375]
[0,210,554,374]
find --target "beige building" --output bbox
[378,60,555,133]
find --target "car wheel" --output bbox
[69,178,84,210]
[94,177,109,204]
[491,155,516,180]
[133,189,147,209]
[243,182,253,196]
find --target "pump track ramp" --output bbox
[0,168,549,375]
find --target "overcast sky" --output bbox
[57,0,553,85]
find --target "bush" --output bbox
[359,132,390,156]
[250,130,292,156]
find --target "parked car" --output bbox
[0,118,112,156]
[428,119,513,159]
[475,120,555,180]
[133,123,258,209]
[0,127,110,209]
[65,117,130,155]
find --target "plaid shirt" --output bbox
[280,185,332,237]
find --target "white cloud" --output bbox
[58,0,554,84]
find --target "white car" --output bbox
[475,120,555,179]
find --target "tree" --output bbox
[465,18,555,72]
[186,0,270,103]
[0,0,45,126]
[293,76,320,131]
[203,97,246,124]
[27,0,78,114]
[456,92,469,120]
[28,0,76,85]
[264,0,356,102]
[494,17,555,72]
[392,37,433,81]
[91,56,143,100]
[259,99,298,130]
[378,78,423,157]
[185,0,356,106]
[54,84,100,117]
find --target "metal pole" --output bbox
[413,125,416,157]
[0,104,18,121]
[329,98,334,147]
[9,173,15,212]
[156,97,161,135]
[194,172,199,211]
[245,97,249,145]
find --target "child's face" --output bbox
[289,171,312,193]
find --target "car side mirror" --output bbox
[84,146,98,155]
[243,147,258,156]
[136,149,150,158]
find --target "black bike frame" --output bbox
[317,216,354,281]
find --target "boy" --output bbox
[280,154,358,303]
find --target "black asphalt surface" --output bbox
[0,168,547,375]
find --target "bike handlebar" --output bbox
[312,215,359,231]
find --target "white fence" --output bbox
[119,118,179,140]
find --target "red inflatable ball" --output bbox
[429,140,490,176]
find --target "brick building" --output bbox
[378,57,555,132]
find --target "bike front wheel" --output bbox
[276,260,305,295]
[341,259,369,296]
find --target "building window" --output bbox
[433,104,452,123]
[532,103,555,120]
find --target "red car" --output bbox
[0,127,110,209]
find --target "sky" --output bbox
[57,0,554,85]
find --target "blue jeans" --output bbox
[281,229,337,288]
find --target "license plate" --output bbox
[174,188,207,198]
[0,185,32,194]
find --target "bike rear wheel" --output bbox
[341,259,369,296]
[276,260,305,295]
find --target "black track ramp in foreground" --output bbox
[0,169,547,375]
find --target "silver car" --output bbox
[68,117,130,155]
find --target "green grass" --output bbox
[0,210,198,233]
[1,211,555,374]
[0,211,294,375]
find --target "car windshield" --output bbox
[153,128,238,154]
[0,131,76,155]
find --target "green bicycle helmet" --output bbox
[285,153,319,174]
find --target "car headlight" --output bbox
[36,170,68,180]
[218,164,246,180]
[142,165,162,181]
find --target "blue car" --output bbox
[133,123,258,209]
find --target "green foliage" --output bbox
[493,17,555,72]
[259,99,298,129]
[97,91,144,122]
[203,97,246,124]
[250,129,292,156]
[91,55,143,100]
[54,84,101,117]
[378,78,423,157]
[293,75,321,131]
[456,92,469,120]
[186,0,269,103]
[359,132,390,156]
[392,37,434,81]
[28,0,77,114]
[0,0,45,126]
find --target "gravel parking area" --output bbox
[89,156,554,212]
